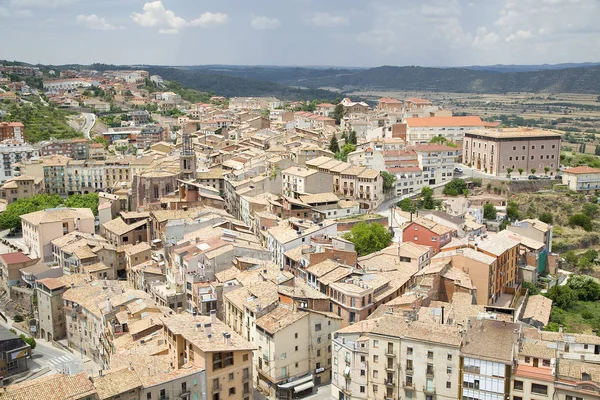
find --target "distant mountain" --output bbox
[463,62,600,73]
[144,67,341,100]
[292,65,600,94]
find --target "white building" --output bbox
[404,116,485,145]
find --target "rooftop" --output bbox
[461,318,519,363]
[405,116,483,127]
[2,372,97,400]
[20,207,94,225]
[91,367,143,400]
[255,305,308,335]
[465,127,562,139]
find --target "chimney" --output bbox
[204,323,212,336]
[441,306,444,324]
[70,283,75,289]
[223,332,231,346]
[210,309,216,324]
[195,323,202,332]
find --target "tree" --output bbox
[92,136,109,150]
[546,285,578,310]
[19,334,36,350]
[506,168,513,178]
[381,171,396,191]
[421,187,435,210]
[64,193,99,216]
[583,203,599,218]
[522,282,540,296]
[568,213,593,231]
[342,222,392,257]
[335,143,356,162]
[567,274,600,300]
[397,198,416,213]
[348,130,357,145]
[329,134,340,154]
[530,168,536,175]
[538,212,553,224]
[518,168,524,176]
[443,179,467,196]
[332,104,346,124]
[544,166,550,176]
[506,201,521,220]
[483,203,497,220]
[0,194,63,231]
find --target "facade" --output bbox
[562,166,600,192]
[507,219,553,252]
[0,252,38,290]
[281,166,334,197]
[463,128,561,177]
[412,144,458,185]
[36,277,75,341]
[0,142,40,184]
[21,207,95,261]
[0,175,44,203]
[402,217,456,254]
[404,116,484,144]
[39,139,90,160]
[0,121,25,143]
[0,325,31,379]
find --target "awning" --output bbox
[294,381,314,393]
[278,374,313,389]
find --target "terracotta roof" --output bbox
[3,372,97,400]
[255,305,308,335]
[92,367,142,399]
[0,252,32,265]
[563,166,600,174]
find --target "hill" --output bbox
[294,65,600,94]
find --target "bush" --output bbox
[19,334,36,350]
[582,310,594,320]
[471,178,482,187]
[397,198,416,213]
[13,315,23,323]
[538,212,553,224]
[443,179,467,196]
[568,213,593,231]
[483,203,497,220]
[522,282,540,296]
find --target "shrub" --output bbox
[13,315,23,323]
[538,212,553,224]
[568,213,593,231]
[443,179,467,196]
[582,310,594,320]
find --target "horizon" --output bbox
[1,0,598,67]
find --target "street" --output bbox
[81,113,96,139]
[252,384,334,400]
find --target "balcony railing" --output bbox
[384,379,395,387]
[212,384,222,393]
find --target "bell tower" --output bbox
[180,133,196,181]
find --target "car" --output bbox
[555,175,563,180]
[454,167,463,173]
[528,175,538,180]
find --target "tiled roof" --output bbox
[2,372,98,400]
[405,116,483,127]
[92,367,142,399]
[255,305,308,335]
[0,252,32,265]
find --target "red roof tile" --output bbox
[0,252,32,264]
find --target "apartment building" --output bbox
[161,312,255,400]
[39,138,90,160]
[229,96,281,111]
[65,160,106,194]
[459,319,520,400]
[507,218,553,252]
[332,315,462,400]
[136,124,164,149]
[403,116,484,144]
[0,175,44,203]
[463,128,561,177]
[377,97,403,112]
[554,358,600,400]
[254,305,342,398]
[0,252,38,291]
[402,217,456,254]
[21,207,95,261]
[2,372,98,400]
[0,121,25,142]
[340,98,369,115]
[0,142,40,184]
[412,144,458,185]
[291,144,334,167]
[281,166,333,197]
[511,341,556,400]
[562,165,600,192]
[101,217,149,246]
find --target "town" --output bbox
[0,60,599,400]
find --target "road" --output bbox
[81,113,96,139]
[252,384,334,400]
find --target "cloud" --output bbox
[76,14,121,31]
[0,6,32,18]
[505,29,533,42]
[131,1,227,34]
[420,4,461,17]
[188,12,228,27]
[251,15,281,30]
[473,27,499,47]
[305,12,348,27]
[10,0,72,8]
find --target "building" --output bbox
[0,175,44,203]
[463,128,561,177]
[403,116,484,144]
[377,97,403,112]
[507,219,553,252]
[1,372,97,400]
[332,315,462,400]
[281,166,333,197]
[340,98,369,115]
[101,217,149,246]
[511,339,556,400]
[412,144,459,185]
[36,276,85,342]
[562,166,600,192]
[136,125,164,149]
[459,319,519,400]
[402,217,456,254]
[254,305,342,398]
[39,139,90,160]
[21,207,95,261]
[0,142,40,184]
[0,252,39,291]
[0,121,25,143]
[0,325,31,379]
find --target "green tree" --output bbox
[443,179,467,196]
[546,285,578,310]
[342,222,392,257]
[483,203,497,220]
[506,201,521,220]
[538,212,553,224]
[335,143,356,162]
[397,198,416,213]
[92,136,109,150]
[329,134,340,154]
[421,187,435,210]
[0,194,63,230]
[348,130,357,145]
[19,334,36,350]
[522,282,540,296]
[332,104,346,124]
[381,171,396,191]
[583,203,599,218]
[567,274,600,301]
[506,168,513,178]
[568,213,593,231]
[64,193,99,216]
[518,168,524,176]
[531,168,536,175]
[544,166,550,176]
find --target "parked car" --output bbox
[528,175,538,180]
[454,167,463,173]
[555,175,563,180]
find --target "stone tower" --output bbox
[180,133,196,181]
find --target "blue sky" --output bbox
[1,0,599,67]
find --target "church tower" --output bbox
[180,133,196,181]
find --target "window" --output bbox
[427,350,433,359]
[373,370,378,378]
[447,353,452,361]
[447,367,452,374]
[373,355,379,363]
[147,394,152,400]
[360,369,365,376]
[295,346,298,352]
[360,386,365,393]
[531,383,548,395]
[315,323,321,332]
[294,333,298,339]
[446,381,451,389]
[407,347,413,355]
[513,380,523,391]
[514,397,523,400]
[373,340,379,348]
[229,387,236,396]
[542,359,551,367]
[360,355,365,362]
[281,353,286,360]
[373,385,378,393]
[524,356,531,363]
[243,354,248,362]
[160,389,166,398]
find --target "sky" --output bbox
[0,0,599,68]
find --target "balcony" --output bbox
[384,379,395,387]
[423,385,436,394]
[212,384,222,393]
[179,390,190,398]
[403,381,414,389]
[405,367,414,375]
[385,364,395,371]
